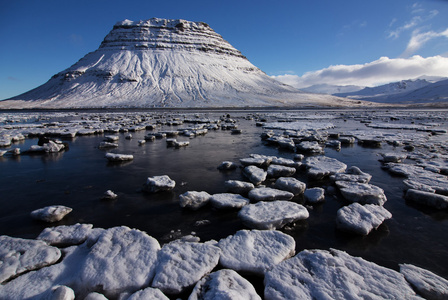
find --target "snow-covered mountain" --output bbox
[301,84,365,95]
[332,78,448,104]
[0,18,362,109]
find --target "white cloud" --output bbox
[271,55,448,88]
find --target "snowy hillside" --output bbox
[301,84,365,95]
[332,78,448,104]
[0,18,364,109]
[388,78,448,104]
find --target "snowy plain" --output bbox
[1,109,448,299]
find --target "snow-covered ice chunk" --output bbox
[46,285,75,300]
[209,193,249,209]
[174,140,189,148]
[218,230,295,275]
[37,223,93,246]
[138,139,146,145]
[405,189,448,209]
[326,139,341,150]
[380,152,407,163]
[98,141,118,149]
[274,177,306,195]
[224,180,255,194]
[384,163,448,194]
[248,187,294,202]
[304,187,325,204]
[217,161,238,171]
[80,226,160,298]
[238,201,309,230]
[330,166,372,183]
[105,152,134,162]
[243,165,267,185]
[179,191,211,210]
[336,203,392,235]
[304,156,347,180]
[339,136,355,144]
[189,269,261,300]
[125,287,169,300]
[30,205,73,222]
[296,141,324,154]
[267,164,296,178]
[104,135,119,142]
[264,248,420,300]
[151,241,221,294]
[143,175,176,193]
[240,157,269,167]
[0,235,61,283]
[400,263,448,300]
[102,190,117,200]
[84,292,108,300]
[271,157,301,168]
[336,181,387,205]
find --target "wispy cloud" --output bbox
[386,3,439,39]
[271,55,448,88]
[402,28,448,56]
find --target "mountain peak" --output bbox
[1,18,365,109]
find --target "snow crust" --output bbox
[37,223,93,246]
[151,241,221,294]
[189,269,261,300]
[336,203,392,235]
[274,177,306,195]
[209,193,249,209]
[336,181,387,205]
[303,187,325,204]
[304,156,347,179]
[30,205,73,223]
[238,201,309,230]
[248,187,294,202]
[179,191,212,210]
[264,249,421,300]
[218,230,295,275]
[243,165,267,185]
[0,235,61,283]
[224,180,255,194]
[400,263,448,300]
[143,175,176,193]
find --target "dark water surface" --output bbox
[1,109,447,280]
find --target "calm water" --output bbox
[1,109,447,279]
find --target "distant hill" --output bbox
[301,84,365,95]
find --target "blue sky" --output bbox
[1,0,448,99]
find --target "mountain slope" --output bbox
[1,18,366,109]
[334,79,432,102]
[388,78,448,104]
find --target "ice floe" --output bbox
[336,181,387,205]
[296,141,324,154]
[383,163,448,194]
[217,161,238,171]
[37,223,94,246]
[267,164,296,178]
[400,263,448,300]
[336,203,392,235]
[243,165,267,185]
[143,175,176,193]
[209,193,249,209]
[248,187,294,202]
[224,180,255,194]
[304,187,325,204]
[264,248,421,299]
[274,177,306,195]
[380,152,408,163]
[0,235,61,283]
[238,201,309,230]
[330,166,372,183]
[189,269,261,300]
[151,241,220,294]
[30,205,73,223]
[304,156,347,180]
[218,230,295,275]
[102,189,118,200]
[105,152,134,162]
[179,191,211,210]
[124,287,169,300]
[405,189,448,209]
